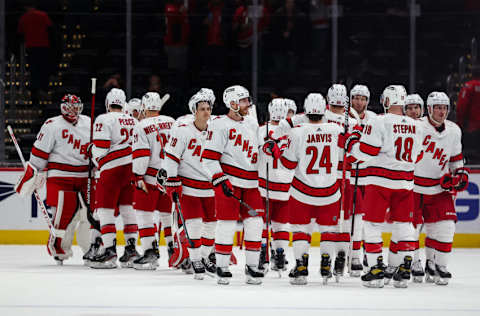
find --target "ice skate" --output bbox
[333,251,346,283]
[258,244,269,274]
[425,259,437,283]
[181,258,194,274]
[384,265,397,285]
[245,265,264,285]
[82,237,102,267]
[320,253,332,285]
[192,260,206,280]
[435,265,451,285]
[90,240,117,269]
[393,256,412,288]
[216,266,233,285]
[119,238,140,268]
[202,257,216,277]
[133,242,160,270]
[289,253,309,285]
[271,248,287,277]
[349,257,363,277]
[412,259,425,283]
[361,256,386,288]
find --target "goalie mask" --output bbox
[268,98,288,121]
[105,88,126,112]
[304,93,326,115]
[60,94,83,125]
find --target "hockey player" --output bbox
[321,84,358,282]
[404,94,424,119]
[15,94,91,264]
[125,98,143,121]
[89,88,139,269]
[163,91,217,280]
[285,98,297,118]
[131,92,173,269]
[348,84,374,277]
[267,93,344,285]
[201,85,265,285]
[413,92,467,285]
[173,88,216,127]
[257,98,292,273]
[346,85,424,288]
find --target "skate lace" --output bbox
[193,260,204,270]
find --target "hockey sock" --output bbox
[137,210,156,251]
[97,208,116,248]
[215,220,236,268]
[243,216,263,267]
[291,224,311,260]
[185,218,202,261]
[119,204,138,243]
[351,213,364,259]
[158,212,173,245]
[413,225,422,262]
[262,222,268,245]
[363,221,383,267]
[271,221,290,250]
[201,220,216,259]
[426,220,455,267]
[391,221,416,266]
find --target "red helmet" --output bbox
[60,94,83,124]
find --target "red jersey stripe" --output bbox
[359,142,381,156]
[93,139,111,149]
[47,162,89,173]
[221,163,258,180]
[201,149,222,161]
[358,167,414,181]
[165,152,180,164]
[132,149,150,159]
[291,177,340,198]
[98,147,132,168]
[31,146,49,160]
[258,178,290,192]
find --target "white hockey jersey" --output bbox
[132,115,175,185]
[257,123,293,201]
[278,113,308,134]
[202,115,259,188]
[164,122,214,197]
[349,113,424,190]
[414,118,463,195]
[91,111,136,172]
[281,122,343,206]
[29,115,90,178]
[352,110,377,181]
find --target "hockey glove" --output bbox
[262,140,281,159]
[440,173,454,191]
[165,177,182,200]
[453,167,469,192]
[212,172,234,197]
[14,162,46,196]
[134,174,148,193]
[156,168,167,193]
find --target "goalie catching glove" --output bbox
[15,162,46,196]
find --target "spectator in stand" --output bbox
[232,0,270,72]
[203,0,227,72]
[457,64,480,160]
[164,0,190,72]
[17,1,54,103]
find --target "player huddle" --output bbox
[14,83,469,288]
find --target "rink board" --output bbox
[1,168,480,247]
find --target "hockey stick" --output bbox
[265,120,271,262]
[86,78,101,231]
[339,99,352,232]
[7,125,56,250]
[228,193,258,217]
[172,192,195,247]
[347,163,359,273]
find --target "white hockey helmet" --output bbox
[141,92,163,113]
[426,91,450,124]
[381,85,407,111]
[188,91,212,114]
[105,88,126,111]
[404,94,424,117]
[199,88,216,105]
[223,85,251,111]
[268,98,289,121]
[304,93,326,115]
[350,84,370,105]
[284,98,297,115]
[327,84,348,107]
[124,98,142,117]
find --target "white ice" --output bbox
[1,246,479,316]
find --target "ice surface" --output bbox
[1,246,479,316]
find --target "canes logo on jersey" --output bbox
[228,128,258,164]
[422,135,449,170]
[60,129,89,159]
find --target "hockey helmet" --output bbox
[350,84,370,106]
[105,88,126,111]
[268,98,289,121]
[124,98,142,118]
[381,85,407,111]
[426,91,450,125]
[198,88,216,106]
[60,94,83,124]
[141,92,164,113]
[188,91,212,114]
[284,98,297,115]
[327,84,348,107]
[304,93,326,115]
[223,85,251,111]
[404,94,424,117]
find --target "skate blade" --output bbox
[194,273,205,280]
[55,259,63,266]
[322,276,330,285]
[425,274,436,283]
[435,278,449,285]
[246,276,262,285]
[205,270,216,278]
[90,259,117,269]
[120,261,135,268]
[393,279,408,288]
[289,276,307,285]
[413,275,424,283]
[362,279,384,288]
[182,268,194,275]
[217,277,231,285]
[334,274,342,283]
[133,262,158,270]
[350,270,361,278]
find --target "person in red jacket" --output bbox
[164,0,190,71]
[456,64,480,160]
